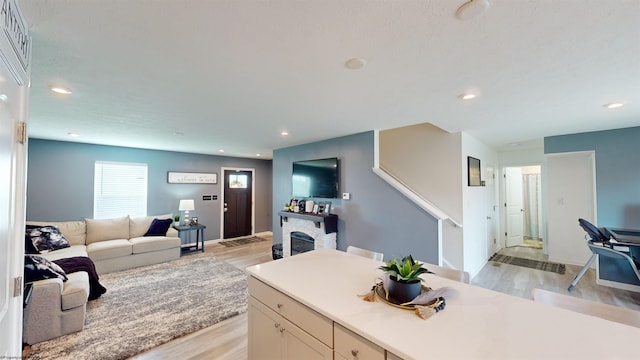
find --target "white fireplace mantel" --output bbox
[278,211,337,257]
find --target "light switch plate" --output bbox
[342,192,351,200]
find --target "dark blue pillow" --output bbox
[24,254,68,283]
[26,225,70,252]
[144,218,173,236]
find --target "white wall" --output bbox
[379,123,462,221]
[461,132,498,277]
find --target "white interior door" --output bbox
[505,167,524,247]
[0,57,28,358]
[546,152,596,265]
[485,164,498,256]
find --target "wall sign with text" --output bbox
[167,171,217,184]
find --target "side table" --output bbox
[174,224,206,254]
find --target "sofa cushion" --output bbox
[87,239,132,261]
[61,271,90,310]
[85,216,130,244]
[144,218,173,237]
[40,245,88,262]
[26,225,70,252]
[26,220,86,246]
[24,254,68,282]
[130,236,181,254]
[129,214,173,238]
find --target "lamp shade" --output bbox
[178,199,195,211]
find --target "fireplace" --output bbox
[291,231,314,255]
[278,211,338,257]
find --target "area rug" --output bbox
[220,236,267,247]
[488,253,566,274]
[28,252,248,360]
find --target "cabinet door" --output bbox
[282,318,333,360]
[249,297,282,360]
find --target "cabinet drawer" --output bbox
[248,276,333,347]
[335,323,385,360]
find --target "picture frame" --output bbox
[467,156,481,186]
[167,171,217,184]
[323,201,332,215]
[190,217,198,226]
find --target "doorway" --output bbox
[222,168,254,239]
[503,165,543,251]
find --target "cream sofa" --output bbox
[23,214,181,344]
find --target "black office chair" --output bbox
[568,218,640,291]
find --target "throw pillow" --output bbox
[144,218,173,236]
[26,225,71,252]
[24,233,40,254]
[24,254,68,283]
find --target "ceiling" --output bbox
[20,0,640,159]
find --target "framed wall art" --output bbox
[167,171,217,184]
[467,156,481,186]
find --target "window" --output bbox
[94,161,147,219]
[228,174,248,188]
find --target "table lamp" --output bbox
[179,199,195,225]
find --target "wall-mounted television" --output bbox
[292,157,339,198]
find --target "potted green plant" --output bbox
[173,214,180,225]
[379,255,433,303]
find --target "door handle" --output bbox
[224,208,228,212]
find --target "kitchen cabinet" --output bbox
[248,276,332,360]
[248,297,332,360]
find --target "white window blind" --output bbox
[94,161,148,219]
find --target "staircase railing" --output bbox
[371,166,462,228]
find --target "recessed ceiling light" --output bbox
[345,58,367,70]
[281,131,289,136]
[603,103,624,109]
[256,153,261,157]
[456,0,490,21]
[509,142,520,147]
[173,131,184,136]
[50,86,72,95]
[459,93,477,100]
[67,132,80,137]
[218,149,224,153]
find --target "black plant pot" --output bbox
[388,276,421,303]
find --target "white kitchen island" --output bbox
[246,248,640,360]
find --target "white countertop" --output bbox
[246,248,640,360]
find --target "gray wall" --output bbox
[272,131,439,263]
[545,126,640,228]
[27,139,272,239]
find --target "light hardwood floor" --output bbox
[131,237,640,359]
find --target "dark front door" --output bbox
[223,169,253,239]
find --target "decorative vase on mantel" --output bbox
[387,276,422,303]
